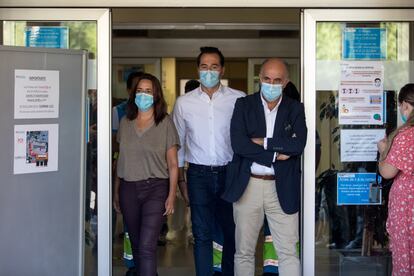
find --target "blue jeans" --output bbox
[187,163,235,276]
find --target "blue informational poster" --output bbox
[337,173,382,205]
[25,26,69,49]
[342,27,387,60]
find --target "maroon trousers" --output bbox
[119,178,168,276]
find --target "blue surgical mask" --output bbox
[401,114,408,123]
[199,70,220,88]
[135,93,154,112]
[261,82,283,102]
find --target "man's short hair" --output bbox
[185,79,200,93]
[126,71,144,90]
[197,46,225,67]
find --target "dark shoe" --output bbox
[327,242,336,249]
[125,267,137,276]
[157,236,166,246]
[213,272,222,276]
[344,239,362,250]
[263,273,279,276]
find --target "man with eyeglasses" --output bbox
[173,46,245,276]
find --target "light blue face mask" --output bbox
[135,93,154,112]
[199,70,220,88]
[260,82,283,102]
[401,114,408,123]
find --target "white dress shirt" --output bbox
[173,85,245,167]
[250,95,282,175]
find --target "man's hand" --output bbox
[113,176,121,213]
[277,154,290,161]
[178,179,190,206]
[113,192,121,213]
[251,138,264,146]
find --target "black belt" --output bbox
[188,163,226,172]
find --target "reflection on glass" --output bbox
[315,22,413,275]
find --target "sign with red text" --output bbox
[14,69,59,119]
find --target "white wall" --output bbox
[113,38,300,58]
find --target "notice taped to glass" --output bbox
[337,173,381,205]
[340,129,385,162]
[339,61,384,125]
[14,69,59,119]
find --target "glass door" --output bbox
[303,9,414,276]
[0,9,111,276]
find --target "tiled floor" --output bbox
[112,228,196,276]
[84,215,392,276]
[85,218,267,276]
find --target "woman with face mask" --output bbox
[114,73,180,276]
[377,83,414,276]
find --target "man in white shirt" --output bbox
[173,47,245,276]
[223,59,307,276]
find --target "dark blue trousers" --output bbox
[187,163,236,276]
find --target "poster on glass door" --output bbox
[340,129,386,162]
[337,173,382,205]
[342,27,387,60]
[25,26,69,49]
[13,124,59,174]
[14,69,60,119]
[338,61,384,125]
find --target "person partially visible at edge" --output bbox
[112,71,143,136]
[112,71,142,276]
[185,79,201,94]
[114,73,180,276]
[222,58,307,276]
[173,46,245,276]
[377,83,414,276]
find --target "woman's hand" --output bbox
[163,193,176,216]
[377,137,388,154]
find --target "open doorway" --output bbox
[110,8,300,276]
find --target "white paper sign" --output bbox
[341,129,385,162]
[339,62,384,125]
[14,69,59,119]
[14,124,59,174]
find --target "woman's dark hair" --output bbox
[196,46,225,67]
[126,73,167,125]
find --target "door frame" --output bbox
[0,8,112,276]
[302,8,414,276]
